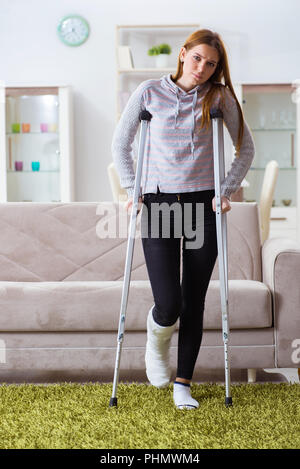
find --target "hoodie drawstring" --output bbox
[174,90,180,128]
[190,90,198,157]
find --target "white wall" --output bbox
[1,0,300,201]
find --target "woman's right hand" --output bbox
[125,197,143,214]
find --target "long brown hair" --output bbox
[172,29,244,157]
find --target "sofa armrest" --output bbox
[262,237,300,367]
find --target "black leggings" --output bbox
[141,188,218,380]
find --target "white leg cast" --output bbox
[145,306,177,388]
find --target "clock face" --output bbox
[57,15,89,46]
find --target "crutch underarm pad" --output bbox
[139,110,153,121]
[210,108,223,119]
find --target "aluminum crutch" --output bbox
[109,109,152,408]
[210,108,233,407]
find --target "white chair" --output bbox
[107,162,127,202]
[259,160,279,244]
[107,160,139,202]
[248,159,279,383]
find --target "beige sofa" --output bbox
[0,201,299,383]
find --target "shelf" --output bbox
[6,132,59,136]
[251,128,296,132]
[245,201,296,208]
[250,167,297,170]
[118,68,174,73]
[116,24,200,30]
[7,170,59,173]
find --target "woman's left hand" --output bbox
[212,196,231,213]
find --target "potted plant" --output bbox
[148,43,171,68]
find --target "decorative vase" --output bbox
[12,123,20,133]
[31,161,40,171]
[155,54,168,68]
[22,123,30,133]
[15,161,23,171]
[40,123,48,133]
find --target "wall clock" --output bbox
[57,15,90,46]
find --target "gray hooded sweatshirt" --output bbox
[111,73,255,199]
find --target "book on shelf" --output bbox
[117,46,134,69]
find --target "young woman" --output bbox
[112,29,255,409]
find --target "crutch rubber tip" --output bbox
[225,397,233,407]
[109,397,118,408]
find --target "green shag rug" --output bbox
[0,382,299,449]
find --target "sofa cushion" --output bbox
[0,202,261,283]
[0,203,147,282]
[0,279,272,331]
[211,202,262,282]
[204,280,272,329]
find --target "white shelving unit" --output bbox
[0,82,75,202]
[242,83,300,241]
[269,206,297,241]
